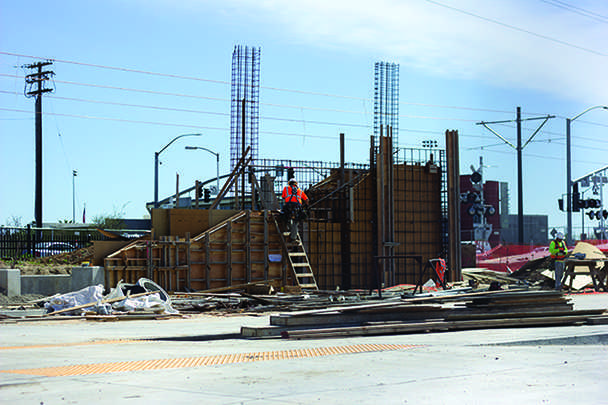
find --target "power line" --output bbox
[0,88,480,126]
[3,106,607,157]
[424,0,608,57]
[0,51,365,100]
[0,54,579,120]
[0,106,509,144]
[0,72,516,117]
[539,0,608,23]
[465,146,605,165]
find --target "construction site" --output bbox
[1,48,607,404]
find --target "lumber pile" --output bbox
[461,268,525,288]
[241,289,607,339]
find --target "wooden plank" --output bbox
[205,235,211,290]
[279,315,591,339]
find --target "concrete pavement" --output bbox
[0,293,607,404]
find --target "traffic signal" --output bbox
[203,188,211,202]
[586,198,601,208]
[195,180,202,201]
[287,167,295,180]
[572,183,580,212]
[558,198,564,211]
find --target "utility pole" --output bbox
[23,60,55,228]
[477,107,554,244]
[516,107,523,244]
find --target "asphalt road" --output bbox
[0,293,607,404]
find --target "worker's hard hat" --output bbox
[289,178,297,184]
[556,232,564,239]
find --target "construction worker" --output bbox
[281,178,309,241]
[549,232,568,290]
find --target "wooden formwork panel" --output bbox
[305,164,443,289]
[307,222,341,290]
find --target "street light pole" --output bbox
[566,106,608,245]
[154,133,201,208]
[185,146,220,194]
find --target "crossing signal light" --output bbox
[470,171,482,184]
[203,188,211,202]
[287,167,294,180]
[587,210,608,220]
[558,198,564,211]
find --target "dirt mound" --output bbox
[37,245,95,265]
[0,246,94,275]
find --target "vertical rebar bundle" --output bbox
[373,62,399,149]
[230,45,261,172]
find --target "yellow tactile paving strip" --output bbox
[0,343,421,377]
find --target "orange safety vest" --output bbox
[282,185,308,205]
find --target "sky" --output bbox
[0,0,607,238]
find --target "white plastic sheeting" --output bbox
[44,284,105,314]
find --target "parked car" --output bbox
[21,242,77,258]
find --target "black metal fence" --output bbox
[0,226,145,259]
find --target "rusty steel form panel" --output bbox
[305,148,446,290]
[446,130,462,281]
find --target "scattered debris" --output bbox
[242,289,607,339]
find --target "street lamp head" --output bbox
[184,146,197,150]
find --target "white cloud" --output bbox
[203,0,608,104]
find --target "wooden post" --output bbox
[264,210,269,281]
[185,232,191,290]
[246,211,252,283]
[227,220,233,286]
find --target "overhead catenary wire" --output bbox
[2,106,606,157]
[539,0,608,23]
[424,0,608,57]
